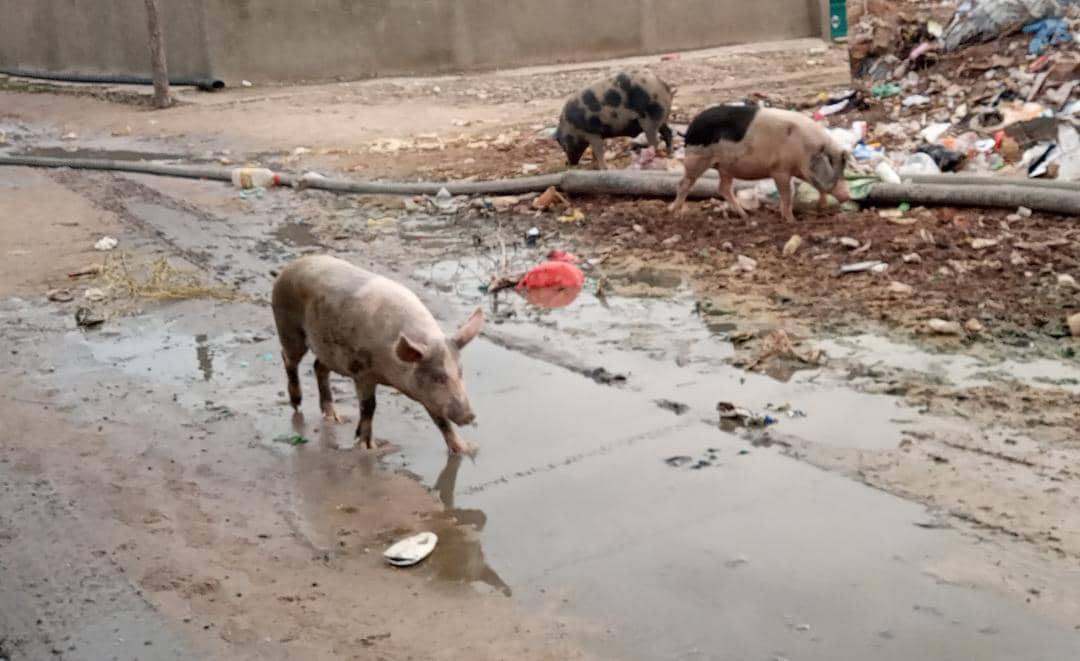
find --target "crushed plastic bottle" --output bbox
[231,167,280,189]
[897,152,942,176]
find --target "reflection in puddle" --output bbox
[195,333,214,381]
[429,454,512,596]
[272,223,323,248]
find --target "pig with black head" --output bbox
[669,104,850,222]
[555,70,675,170]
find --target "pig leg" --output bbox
[313,359,343,423]
[277,327,307,412]
[587,136,607,170]
[719,175,747,218]
[354,379,377,449]
[659,124,674,155]
[773,173,797,223]
[429,412,475,454]
[817,190,829,212]
[642,121,661,151]
[669,152,711,215]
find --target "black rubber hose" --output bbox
[865,182,1080,215]
[0,67,224,91]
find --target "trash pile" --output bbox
[839,0,1080,181]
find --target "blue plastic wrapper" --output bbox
[1023,17,1073,54]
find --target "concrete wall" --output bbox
[0,0,212,80]
[0,0,827,85]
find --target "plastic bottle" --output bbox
[231,167,280,189]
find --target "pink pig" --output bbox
[669,105,850,222]
[271,255,484,453]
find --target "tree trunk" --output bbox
[143,0,171,109]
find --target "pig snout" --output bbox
[451,405,476,427]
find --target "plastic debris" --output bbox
[942,0,1078,52]
[765,403,807,418]
[94,236,119,251]
[927,319,963,335]
[384,532,438,567]
[558,208,586,224]
[74,307,105,328]
[1023,17,1073,54]
[716,401,776,428]
[872,84,902,98]
[841,260,889,274]
[46,288,74,303]
[273,434,308,446]
[917,144,966,172]
[902,95,931,108]
[525,227,541,247]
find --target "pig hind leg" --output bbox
[275,317,307,411]
[774,173,797,223]
[669,152,711,215]
[586,135,607,170]
[354,379,377,449]
[313,359,343,423]
[719,175,747,218]
[659,124,674,155]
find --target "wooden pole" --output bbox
[143,0,171,108]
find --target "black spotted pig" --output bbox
[555,70,675,170]
[271,255,484,454]
[669,105,850,222]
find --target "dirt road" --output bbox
[1,39,1079,660]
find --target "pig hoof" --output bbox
[448,439,478,455]
[321,405,343,424]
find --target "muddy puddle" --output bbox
[15,146,191,162]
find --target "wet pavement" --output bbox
[2,163,1079,659]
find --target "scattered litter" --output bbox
[384,532,438,567]
[100,254,238,304]
[902,94,931,108]
[661,234,682,247]
[733,255,757,273]
[83,287,107,302]
[655,399,690,415]
[74,307,105,328]
[231,167,279,189]
[46,288,74,303]
[1023,17,1072,55]
[558,208,585,224]
[765,403,807,418]
[716,401,777,428]
[971,238,999,249]
[917,144,965,172]
[241,80,253,87]
[583,367,627,385]
[1068,312,1080,337]
[745,329,822,371]
[273,434,308,446]
[61,131,77,141]
[872,83,902,98]
[68,265,102,278]
[965,318,985,333]
[665,455,694,467]
[782,235,803,257]
[927,319,964,335]
[525,226,541,247]
[532,186,568,210]
[889,281,915,296]
[839,236,861,249]
[521,163,540,175]
[1058,273,1078,289]
[94,236,118,251]
[841,261,888,274]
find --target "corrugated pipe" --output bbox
[2,154,1080,214]
[0,67,224,91]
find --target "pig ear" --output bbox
[453,307,484,349]
[395,334,426,364]
[808,150,837,191]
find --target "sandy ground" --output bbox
[2,37,1080,660]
